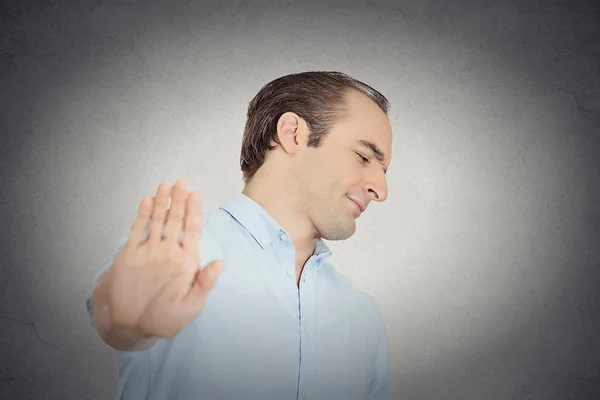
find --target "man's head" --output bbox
[240,71,392,241]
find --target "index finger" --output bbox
[182,191,203,254]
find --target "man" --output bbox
[86,71,393,400]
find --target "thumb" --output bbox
[193,260,224,295]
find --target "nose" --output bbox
[365,171,388,203]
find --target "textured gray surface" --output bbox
[1,0,599,399]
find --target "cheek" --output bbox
[336,158,362,180]
[330,156,355,172]
[305,154,359,188]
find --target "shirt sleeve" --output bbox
[368,309,390,400]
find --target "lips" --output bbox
[347,196,365,213]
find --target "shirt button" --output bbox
[261,238,268,245]
[280,233,288,242]
[287,268,294,277]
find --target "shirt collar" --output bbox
[219,192,333,265]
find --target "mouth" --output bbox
[347,196,363,216]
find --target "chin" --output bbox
[319,221,356,241]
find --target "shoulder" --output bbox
[197,210,228,268]
[198,206,261,268]
[201,208,241,240]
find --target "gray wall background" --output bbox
[1,0,599,399]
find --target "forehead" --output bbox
[330,89,393,160]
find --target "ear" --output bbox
[275,112,304,154]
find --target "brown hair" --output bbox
[239,71,390,183]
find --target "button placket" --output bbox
[302,273,309,337]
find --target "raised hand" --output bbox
[104,178,223,342]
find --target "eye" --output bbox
[355,152,370,164]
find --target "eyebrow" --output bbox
[355,139,388,173]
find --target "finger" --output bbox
[148,182,171,245]
[127,196,154,248]
[165,178,188,244]
[182,191,203,254]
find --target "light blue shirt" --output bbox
[86,192,389,400]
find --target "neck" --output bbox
[242,172,319,267]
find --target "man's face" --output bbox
[294,90,393,241]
